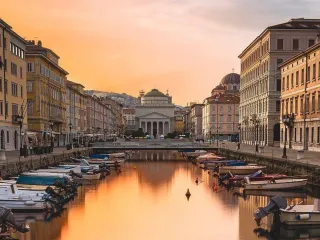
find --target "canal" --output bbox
[14,161,316,240]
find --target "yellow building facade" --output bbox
[0,19,27,151]
[26,40,68,146]
[66,80,87,145]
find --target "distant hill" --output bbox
[85,90,138,107]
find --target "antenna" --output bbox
[232,68,234,73]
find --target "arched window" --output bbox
[14,131,18,150]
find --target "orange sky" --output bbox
[2,0,318,105]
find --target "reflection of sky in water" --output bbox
[15,162,317,240]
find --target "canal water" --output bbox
[14,161,316,240]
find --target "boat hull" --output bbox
[280,206,320,226]
[0,200,48,212]
[219,166,266,175]
[245,179,307,190]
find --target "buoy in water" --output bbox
[186,188,191,197]
[195,178,199,184]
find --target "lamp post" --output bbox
[49,121,54,151]
[15,115,24,156]
[250,114,260,153]
[282,113,294,158]
[68,123,72,149]
[237,123,241,150]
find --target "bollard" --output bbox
[297,150,304,160]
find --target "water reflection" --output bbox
[13,162,319,240]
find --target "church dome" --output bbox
[144,89,166,97]
[220,73,240,85]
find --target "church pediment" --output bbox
[139,112,170,119]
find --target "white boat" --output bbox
[219,165,266,175]
[280,204,320,225]
[197,153,225,161]
[0,182,52,212]
[36,166,82,174]
[108,153,126,159]
[184,150,207,157]
[244,178,308,190]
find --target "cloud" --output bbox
[188,0,320,30]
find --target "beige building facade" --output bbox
[0,19,27,151]
[239,18,320,147]
[280,41,320,152]
[190,104,203,139]
[135,89,175,137]
[202,73,240,142]
[26,40,68,146]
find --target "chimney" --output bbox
[37,40,42,47]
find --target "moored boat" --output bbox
[219,165,266,175]
[197,153,225,161]
[244,178,308,190]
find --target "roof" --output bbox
[67,80,85,88]
[205,93,240,104]
[280,41,320,68]
[220,73,240,85]
[239,18,320,58]
[144,89,167,97]
[0,19,27,45]
[123,108,135,114]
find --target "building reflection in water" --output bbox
[134,150,184,161]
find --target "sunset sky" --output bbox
[2,0,319,105]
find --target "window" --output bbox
[27,63,33,72]
[318,92,320,111]
[11,62,17,76]
[4,59,7,71]
[301,68,305,85]
[11,83,18,96]
[277,39,284,50]
[290,98,293,113]
[20,67,23,79]
[3,38,6,49]
[281,101,284,115]
[276,100,280,112]
[282,77,285,90]
[291,73,294,88]
[228,106,232,112]
[12,104,18,116]
[313,63,316,81]
[276,78,281,91]
[0,56,2,69]
[312,93,315,112]
[211,115,216,122]
[311,127,314,143]
[307,66,310,82]
[27,81,33,92]
[318,127,320,144]
[0,101,2,115]
[294,128,297,142]
[27,100,34,115]
[300,128,302,142]
[5,102,8,116]
[295,97,298,113]
[277,59,283,67]
[296,71,299,86]
[306,94,310,113]
[20,86,23,99]
[219,106,223,111]
[309,39,315,47]
[286,75,289,89]
[285,99,289,114]
[219,115,223,122]
[6,131,9,144]
[319,62,320,78]
[0,79,2,92]
[293,39,299,50]
[227,115,232,122]
[300,96,304,114]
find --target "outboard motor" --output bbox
[0,207,29,233]
[254,196,287,226]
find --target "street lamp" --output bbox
[282,113,294,158]
[15,115,24,156]
[68,123,73,149]
[251,114,260,153]
[49,121,54,151]
[237,123,241,150]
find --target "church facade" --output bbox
[135,89,175,137]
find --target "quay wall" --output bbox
[0,148,92,178]
[218,148,320,186]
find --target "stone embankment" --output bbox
[218,146,320,186]
[0,148,92,178]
